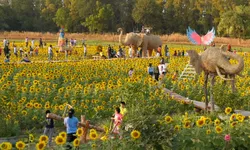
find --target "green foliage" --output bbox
[132,0,163,32]
[2,1,250,37]
[54,8,70,29]
[83,2,114,32]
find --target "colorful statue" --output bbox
[58,27,65,52]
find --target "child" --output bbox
[44,110,54,147]
[55,50,59,60]
[172,71,178,81]
[111,107,123,139]
[120,101,127,117]
[35,46,39,56]
[128,68,134,77]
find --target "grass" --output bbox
[2,38,250,52]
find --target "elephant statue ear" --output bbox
[136,34,144,47]
[220,44,227,52]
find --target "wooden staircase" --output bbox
[179,64,196,79]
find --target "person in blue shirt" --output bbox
[148,63,154,77]
[64,108,79,150]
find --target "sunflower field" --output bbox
[0,41,250,149]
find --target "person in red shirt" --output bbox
[227,44,232,52]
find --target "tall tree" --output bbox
[41,0,62,32]
[82,1,114,32]
[132,0,163,33]
[11,0,39,31]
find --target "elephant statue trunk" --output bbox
[219,51,244,75]
[118,28,125,46]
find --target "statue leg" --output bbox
[223,74,228,85]
[132,46,136,58]
[204,73,209,111]
[210,74,215,112]
[230,75,236,92]
[148,50,153,57]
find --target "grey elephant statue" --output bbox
[187,45,244,111]
[118,28,162,57]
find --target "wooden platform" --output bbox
[163,88,220,111]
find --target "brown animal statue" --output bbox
[118,28,162,57]
[187,45,244,111]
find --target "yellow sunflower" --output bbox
[100,135,108,141]
[215,126,223,134]
[55,136,66,145]
[29,134,34,142]
[90,129,97,133]
[183,121,191,128]
[230,114,236,121]
[103,125,109,134]
[36,141,46,150]
[196,119,205,127]
[236,114,245,122]
[0,142,12,150]
[59,132,67,139]
[73,138,80,147]
[225,107,232,115]
[174,125,181,131]
[130,130,141,139]
[165,116,173,124]
[76,128,83,136]
[230,121,237,128]
[22,110,27,116]
[89,132,98,140]
[15,141,25,150]
[214,119,220,126]
[39,135,48,143]
[206,129,211,135]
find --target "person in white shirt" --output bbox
[158,63,166,76]
[48,45,53,61]
[83,44,87,57]
[13,45,18,57]
[25,37,29,47]
[128,68,134,77]
[3,38,7,47]
[19,47,23,57]
[31,39,35,48]
[128,46,132,58]
[74,39,77,46]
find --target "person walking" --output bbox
[111,107,123,139]
[148,63,154,77]
[44,110,54,147]
[39,38,43,48]
[13,45,18,57]
[64,109,79,150]
[164,45,169,57]
[154,65,159,81]
[83,44,87,57]
[4,44,10,57]
[48,45,53,61]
